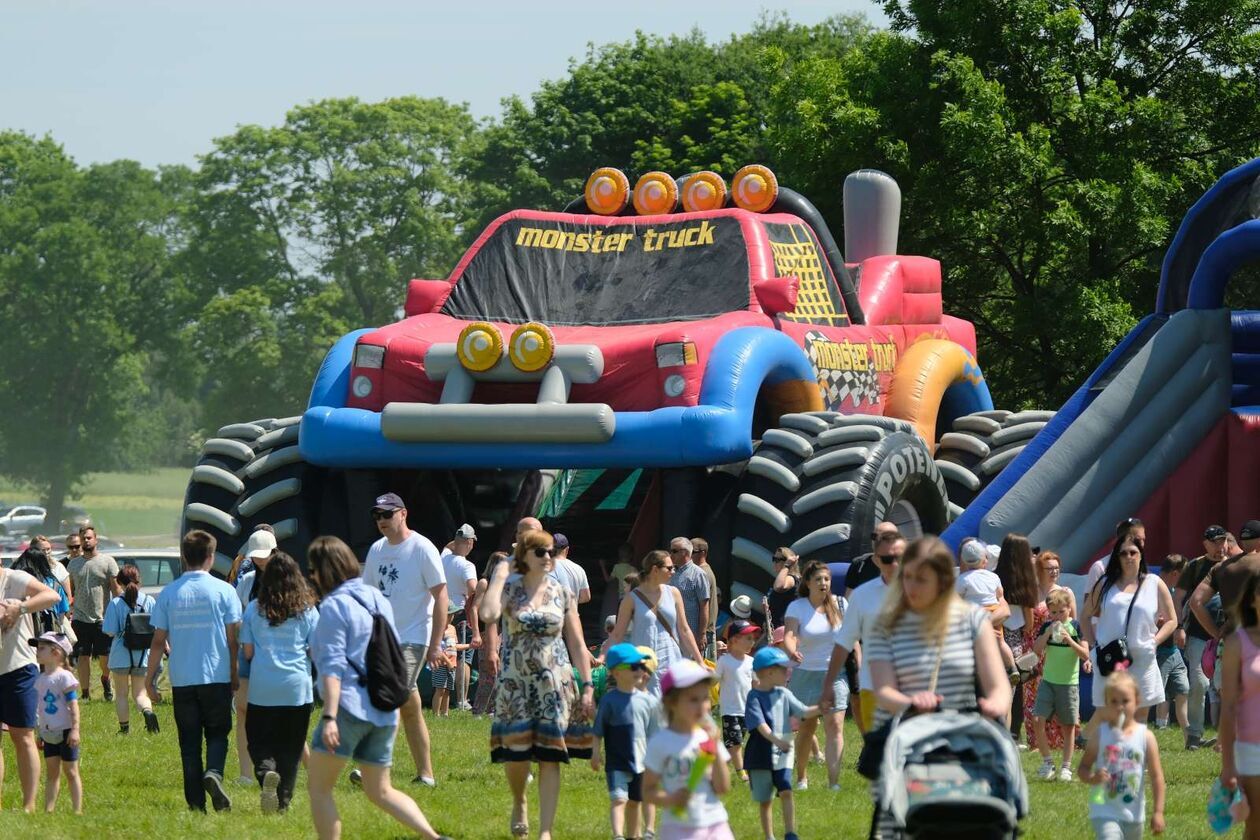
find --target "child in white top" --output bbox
[643,661,733,840]
[1078,670,1166,837]
[957,538,1017,677]
[714,620,760,782]
[32,631,82,814]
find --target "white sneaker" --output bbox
[829,783,842,792]
[795,778,809,791]
[1036,759,1056,781]
[260,770,280,813]
[1058,766,1074,783]
[235,774,255,787]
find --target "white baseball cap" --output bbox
[454,523,477,540]
[659,660,715,695]
[242,529,277,559]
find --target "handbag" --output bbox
[856,633,945,780]
[1095,576,1143,677]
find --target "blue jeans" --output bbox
[1185,636,1213,737]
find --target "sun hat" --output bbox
[659,660,715,695]
[729,594,752,619]
[28,631,72,658]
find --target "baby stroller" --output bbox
[875,711,1029,839]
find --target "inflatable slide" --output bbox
[944,157,1260,570]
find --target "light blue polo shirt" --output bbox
[241,601,318,707]
[102,592,157,672]
[152,570,242,687]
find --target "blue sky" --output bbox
[1,0,879,168]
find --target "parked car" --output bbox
[0,504,46,535]
[57,505,92,533]
[110,549,182,598]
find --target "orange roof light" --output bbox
[633,171,679,215]
[731,164,779,213]
[680,171,728,213]
[584,167,630,215]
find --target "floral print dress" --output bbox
[490,577,579,763]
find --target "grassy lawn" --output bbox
[0,468,186,547]
[0,701,1226,839]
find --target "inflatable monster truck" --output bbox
[183,165,1043,605]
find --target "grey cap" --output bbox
[454,523,477,540]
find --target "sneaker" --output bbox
[235,774,255,787]
[458,700,472,711]
[644,831,656,840]
[102,683,114,702]
[1016,742,1029,751]
[202,772,232,812]
[349,769,363,787]
[1204,736,1220,749]
[412,775,437,788]
[1058,766,1074,783]
[830,782,842,791]
[143,709,160,734]
[117,722,130,735]
[1187,734,1203,752]
[739,770,749,782]
[795,778,809,791]
[260,770,280,814]
[1036,759,1056,780]
[786,833,800,840]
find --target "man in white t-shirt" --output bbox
[440,523,480,711]
[549,534,591,605]
[820,537,905,733]
[362,492,447,787]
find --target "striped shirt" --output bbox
[864,601,986,723]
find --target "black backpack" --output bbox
[123,599,155,668]
[344,589,410,712]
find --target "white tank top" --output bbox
[1095,576,1157,650]
[1089,722,1148,824]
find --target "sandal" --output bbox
[511,803,528,838]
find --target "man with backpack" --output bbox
[361,492,448,788]
[145,529,242,812]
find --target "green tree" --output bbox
[769,1,1260,407]
[469,14,871,228]
[182,96,480,430]
[0,133,192,528]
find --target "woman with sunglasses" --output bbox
[482,529,594,839]
[609,550,705,697]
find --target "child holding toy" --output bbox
[592,643,661,840]
[31,631,82,814]
[1077,670,1165,837]
[743,646,822,840]
[642,661,732,840]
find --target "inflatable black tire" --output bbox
[729,412,950,604]
[933,409,1055,516]
[181,416,324,573]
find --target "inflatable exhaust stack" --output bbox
[843,169,901,264]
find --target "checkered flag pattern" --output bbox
[805,330,881,409]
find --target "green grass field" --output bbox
[0,468,186,547]
[0,700,1228,839]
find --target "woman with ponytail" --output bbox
[101,565,160,734]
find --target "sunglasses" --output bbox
[669,548,688,554]
[372,509,397,521]
[873,533,898,542]
[660,564,676,573]
[66,544,81,550]
[616,663,649,672]
[877,554,900,564]
[694,549,708,555]
[532,547,554,558]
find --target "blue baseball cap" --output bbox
[606,643,646,670]
[752,646,790,671]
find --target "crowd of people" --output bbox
[2,505,1260,839]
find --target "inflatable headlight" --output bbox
[352,375,373,399]
[655,342,697,368]
[354,344,385,369]
[663,374,687,398]
[456,322,503,372]
[508,322,555,372]
[680,171,728,213]
[633,172,679,215]
[731,165,778,213]
[584,167,630,216]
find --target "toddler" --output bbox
[32,631,82,814]
[593,643,661,840]
[744,647,821,840]
[715,620,761,781]
[431,622,467,717]
[1032,588,1087,781]
[643,661,733,840]
[957,538,1017,676]
[1078,670,1166,837]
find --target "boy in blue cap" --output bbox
[593,643,662,840]
[745,646,821,840]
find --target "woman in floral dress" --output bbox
[1024,551,1080,751]
[482,529,594,840]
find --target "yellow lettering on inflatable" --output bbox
[514,223,713,254]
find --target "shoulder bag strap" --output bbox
[1120,575,1144,640]
[633,588,676,642]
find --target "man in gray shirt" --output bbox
[668,536,710,649]
[67,525,119,701]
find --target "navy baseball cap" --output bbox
[1240,520,1260,541]
[372,492,405,511]
[553,533,570,551]
[1204,524,1228,541]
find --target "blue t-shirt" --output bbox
[152,570,242,687]
[102,593,157,671]
[593,687,661,773]
[744,686,808,771]
[241,601,318,707]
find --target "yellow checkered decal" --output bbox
[766,223,848,327]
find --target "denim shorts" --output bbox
[0,664,38,729]
[1236,740,1260,776]
[1157,645,1188,697]
[788,667,848,710]
[309,707,397,767]
[606,769,643,801]
[749,767,792,802]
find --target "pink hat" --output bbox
[28,631,72,658]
